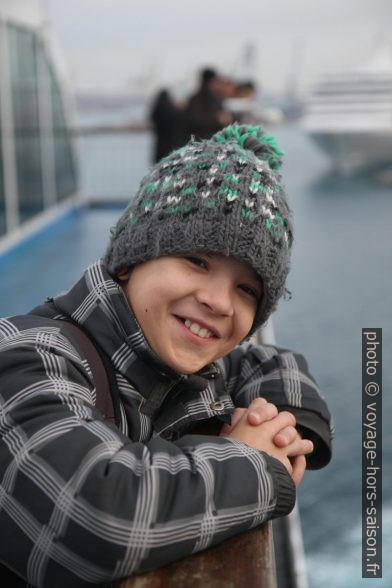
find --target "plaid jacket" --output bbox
[0,261,332,587]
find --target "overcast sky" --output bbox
[47,0,391,96]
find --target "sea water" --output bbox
[0,124,391,586]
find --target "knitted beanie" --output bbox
[105,124,293,332]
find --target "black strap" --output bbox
[56,320,121,427]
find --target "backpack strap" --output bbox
[56,320,120,427]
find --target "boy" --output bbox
[0,124,332,587]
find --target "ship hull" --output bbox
[309,130,392,176]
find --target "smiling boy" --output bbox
[0,124,332,586]
[119,254,263,374]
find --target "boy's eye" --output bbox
[184,256,208,270]
[238,284,259,300]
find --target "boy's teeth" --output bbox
[184,319,213,338]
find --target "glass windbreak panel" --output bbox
[8,25,43,223]
[38,48,77,202]
[0,120,6,236]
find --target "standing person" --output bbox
[0,124,332,587]
[184,67,233,141]
[149,88,180,163]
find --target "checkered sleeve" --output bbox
[0,320,295,587]
[220,342,333,469]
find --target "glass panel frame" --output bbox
[8,24,44,223]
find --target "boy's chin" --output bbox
[171,361,210,375]
[166,353,217,375]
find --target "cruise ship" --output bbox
[0,0,79,254]
[302,46,392,176]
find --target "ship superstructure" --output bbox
[0,0,78,252]
[302,47,392,175]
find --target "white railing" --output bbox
[74,124,152,204]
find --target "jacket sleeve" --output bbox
[220,342,334,470]
[0,320,295,587]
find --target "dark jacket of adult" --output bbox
[150,90,179,162]
[184,87,226,140]
[0,260,333,586]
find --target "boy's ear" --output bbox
[117,269,132,283]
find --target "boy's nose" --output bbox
[196,282,234,317]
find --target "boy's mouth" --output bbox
[184,319,214,339]
[176,316,217,339]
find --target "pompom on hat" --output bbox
[105,124,293,333]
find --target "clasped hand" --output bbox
[219,398,313,486]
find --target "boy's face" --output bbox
[121,254,262,374]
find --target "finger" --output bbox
[248,397,268,409]
[273,425,298,447]
[233,399,268,428]
[247,402,278,425]
[268,453,293,477]
[262,410,296,436]
[291,454,306,487]
[246,397,268,422]
[219,423,231,436]
[281,456,293,477]
[230,408,247,429]
[286,438,314,457]
[219,408,247,436]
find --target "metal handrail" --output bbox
[120,523,277,588]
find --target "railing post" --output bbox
[121,522,277,588]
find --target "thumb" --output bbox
[219,408,247,436]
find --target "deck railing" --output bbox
[120,523,276,588]
[74,124,152,205]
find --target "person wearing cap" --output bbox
[0,124,333,586]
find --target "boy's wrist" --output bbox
[263,453,296,518]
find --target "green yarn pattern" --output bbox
[212,123,284,171]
